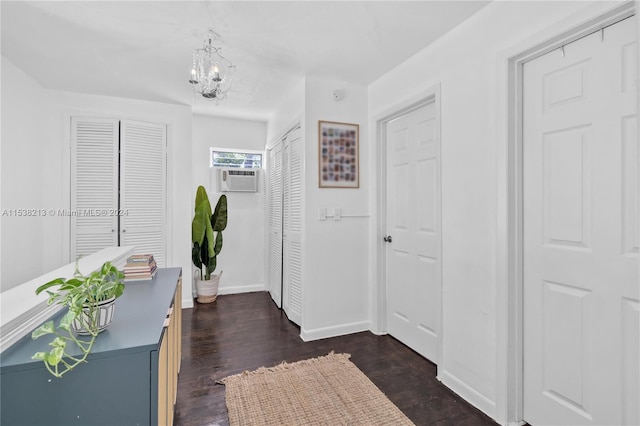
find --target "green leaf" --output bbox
[32,352,48,361]
[194,185,210,213]
[35,278,65,295]
[58,283,78,292]
[207,257,217,280]
[50,337,66,348]
[101,261,116,275]
[32,321,56,339]
[192,242,202,269]
[59,310,75,331]
[212,194,228,231]
[69,277,85,286]
[191,205,209,245]
[213,231,223,256]
[205,216,215,256]
[112,282,124,299]
[200,238,209,270]
[47,346,64,366]
[70,294,84,309]
[192,186,213,244]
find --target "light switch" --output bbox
[333,208,342,221]
[318,208,327,221]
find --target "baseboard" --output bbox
[300,320,371,342]
[182,285,265,308]
[217,284,265,295]
[438,369,496,420]
[182,297,194,309]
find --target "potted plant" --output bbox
[30,261,125,377]
[192,185,227,303]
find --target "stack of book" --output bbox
[123,254,157,282]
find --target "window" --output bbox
[211,148,263,169]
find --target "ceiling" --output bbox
[1,1,490,121]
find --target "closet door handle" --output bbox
[383,235,392,243]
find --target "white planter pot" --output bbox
[72,296,116,335]
[195,272,222,303]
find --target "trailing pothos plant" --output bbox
[31,261,125,377]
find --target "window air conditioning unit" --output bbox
[217,168,259,192]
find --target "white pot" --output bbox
[72,296,116,335]
[195,272,222,303]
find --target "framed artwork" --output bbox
[318,120,359,188]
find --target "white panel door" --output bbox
[523,17,639,426]
[120,120,167,266]
[385,102,441,363]
[267,142,283,307]
[282,127,303,325]
[71,117,119,259]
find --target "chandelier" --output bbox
[188,30,236,101]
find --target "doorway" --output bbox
[503,4,638,424]
[522,15,638,425]
[378,89,442,365]
[267,124,303,325]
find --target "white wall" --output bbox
[266,76,370,340]
[43,90,193,307]
[0,57,50,291]
[301,77,370,340]
[368,0,627,422]
[267,78,305,146]
[0,59,194,306]
[191,114,267,294]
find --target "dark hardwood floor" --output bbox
[174,292,497,426]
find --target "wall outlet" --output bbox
[318,208,327,221]
[333,208,342,221]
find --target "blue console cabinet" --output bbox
[0,267,182,426]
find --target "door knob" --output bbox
[383,235,392,243]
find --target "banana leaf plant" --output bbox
[192,186,227,280]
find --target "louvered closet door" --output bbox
[268,142,283,307]
[282,127,303,325]
[71,117,119,259]
[120,120,167,266]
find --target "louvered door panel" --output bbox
[120,120,167,266]
[283,127,303,325]
[282,140,291,315]
[268,143,283,307]
[71,117,119,259]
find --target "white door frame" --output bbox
[372,85,442,360]
[496,2,635,424]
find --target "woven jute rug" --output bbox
[219,352,414,425]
